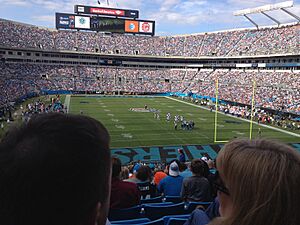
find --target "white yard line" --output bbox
[165,97,300,138]
[64,95,71,113]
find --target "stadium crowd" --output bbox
[0,63,299,115]
[0,19,299,56]
[0,113,299,225]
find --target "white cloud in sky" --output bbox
[0,0,30,6]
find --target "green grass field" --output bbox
[69,96,300,148]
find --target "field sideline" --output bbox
[68,95,300,148]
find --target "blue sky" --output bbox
[0,0,299,35]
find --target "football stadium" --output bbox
[0,0,299,225]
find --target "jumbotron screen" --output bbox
[74,5,139,19]
[56,13,155,35]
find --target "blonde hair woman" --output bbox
[210,139,300,225]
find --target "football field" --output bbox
[68,95,300,148]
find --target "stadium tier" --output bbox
[0,64,299,114]
[0,19,299,56]
[0,18,299,116]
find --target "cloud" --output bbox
[32,15,55,23]
[0,0,30,6]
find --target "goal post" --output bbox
[214,79,257,143]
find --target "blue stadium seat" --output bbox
[143,202,174,207]
[108,205,143,221]
[163,196,182,204]
[185,201,212,214]
[163,214,190,225]
[144,202,186,220]
[166,218,188,225]
[141,196,163,204]
[111,218,151,224]
[131,218,164,225]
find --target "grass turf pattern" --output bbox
[69,96,300,148]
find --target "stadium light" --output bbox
[234,1,300,28]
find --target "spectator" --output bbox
[158,161,184,196]
[124,163,142,183]
[110,157,141,210]
[0,113,111,225]
[153,170,167,186]
[180,162,193,178]
[178,148,186,163]
[208,139,300,225]
[120,166,129,180]
[181,159,212,202]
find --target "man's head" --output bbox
[112,157,122,179]
[190,159,206,176]
[0,113,111,225]
[169,161,180,176]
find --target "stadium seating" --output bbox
[111,218,151,224]
[165,218,187,225]
[163,196,183,204]
[0,19,299,57]
[143,202,187,220]
[141,196,163,204]
[108,205,143,221]
[0,63,299,115]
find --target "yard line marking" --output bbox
[111,119,119,122]
[232,131,245,135]
[104,109,111,112]
[115,125,125,129]
[64,95,71,113]
[107,114,114,117]
[199,118,207,121]
[176,109,182,112]
[121,133,133,139]
[165,97,300,138]
[217,124,224,127]
[187,113,193,116]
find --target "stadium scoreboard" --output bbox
[74,5,139,19]
[56,13,155,35]
[56,4,154,36]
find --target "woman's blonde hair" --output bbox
[210,139,300,225]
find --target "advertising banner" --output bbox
[56,13,75,29]
[125,20,139,33]
[75,5,139,19]
[56,13,155,35]
[75,16,90,29]
[139,21,153,33]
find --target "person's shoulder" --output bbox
[119,180,139,189]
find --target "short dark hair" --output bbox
[0,113,111,225]
[190,159,206,176]
[136,166,151,182]
[112,157,122,178]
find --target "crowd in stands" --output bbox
[110,154,220,210]
[0,19,299,56]
[0,113,299,225]
[0,62,299,115]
